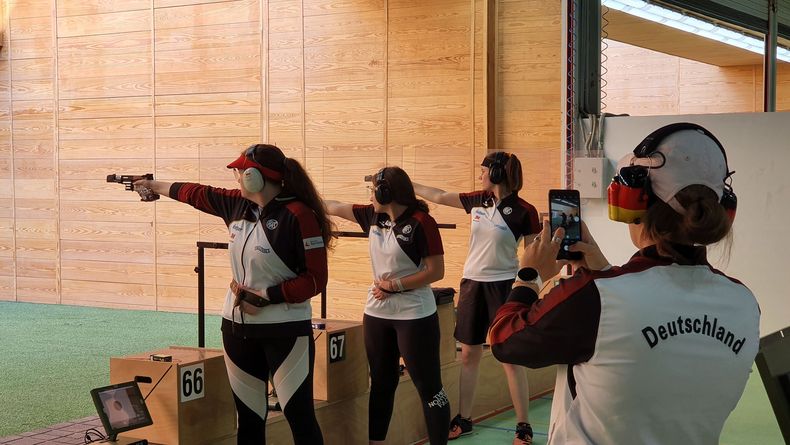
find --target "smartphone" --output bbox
[549,189,583,260]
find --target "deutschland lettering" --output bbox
[641,315,746,355]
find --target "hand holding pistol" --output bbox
[106,173,160,202]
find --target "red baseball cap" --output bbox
[227,144,286,181]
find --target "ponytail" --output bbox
[505,154,523,192]
[482,151,523,192]
[282,157,336,249]
[643,185,732,262]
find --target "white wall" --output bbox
[581,112,790,336]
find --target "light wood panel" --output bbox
[149,0,261,312]
[15,238,58,259]
[59,138,154,159]
[12,117,52,139]
[602,39,790,116]
[157,284,227,314]
[154,114,260,138]
[10,16,53,40]
[497,0,562,211]
[9,37,54,59]
[154,21,260,52]
[156,136,257,159]
[60,239,155,263]
[387,0,471,205]
[59,97,152,119]
[11,79,53,100]
[57,0,151,17]
[155,68,259,95]
[55,0,155,308]
[60,279,156,308]
[9,0,52,19]
[678,61,756,114]
[58,74,152,99]
[12,99,53,119]
[16,276,58,303]
[10,0,57,304]
[155,92,260,116]
[61,259,156,284]
[0,276,16,301]
[60,221,154,243]
[58,52,152,79]
[11,199,54,219]
[0,0,565,323]
[60,201,155,222]
[59,117,154,139]
[11,58,53,80]
[57,32,151,57]
[57,10,152,38]
[153,0,258,30]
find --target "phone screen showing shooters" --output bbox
[549,189,583,260]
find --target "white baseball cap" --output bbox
[616,127,729,214]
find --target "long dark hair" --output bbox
[643,185,732,261]
[374,167,429,213]
[483,151,523,192]
[282,157,336,249]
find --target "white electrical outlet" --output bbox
[573,157,607,199]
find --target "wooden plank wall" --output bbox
[0,0,563,321]
[7,0,58,303]
[602,39,790,115]
[497,0,562,207]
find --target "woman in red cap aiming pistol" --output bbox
[136,144,332,445]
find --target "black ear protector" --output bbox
[487,151,509,185]
[374,168,393,205]
[607,123,737,224]
[241,146,265,193]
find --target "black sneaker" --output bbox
[513,422,533,445]
[448,414,473,440]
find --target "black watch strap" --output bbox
[516,267,542,288]
[240,289,270,307]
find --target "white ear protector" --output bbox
[242,167,265,193]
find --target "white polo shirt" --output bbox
[459,191,540,282]
[353,204,444,320]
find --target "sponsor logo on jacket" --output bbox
[303,236,325,250]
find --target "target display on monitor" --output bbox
[90,381,153,441]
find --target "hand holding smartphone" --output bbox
[549,189,583,260]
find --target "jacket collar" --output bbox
[631,243,709,266]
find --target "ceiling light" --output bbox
[602,0,790,62]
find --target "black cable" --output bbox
[144,364,173,401]
[84,427,106,444]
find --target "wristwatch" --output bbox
[516,267,543,289]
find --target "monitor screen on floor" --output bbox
[90,381,153,441]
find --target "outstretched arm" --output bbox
[412,182,463,209]
[325,200,356,222]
